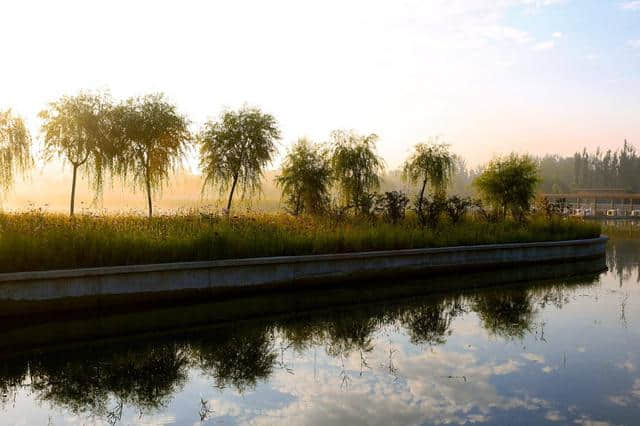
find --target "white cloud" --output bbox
[627,39,640,49]
[545,410,567,421]
[532,40,556,51]
[522,0,566,7]
[621,1,640,10]
[253,346,548,426]
[521,352,546,363]
[615,360,637,372]
[552,31,563,38]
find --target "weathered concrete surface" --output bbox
[0,237,607,309]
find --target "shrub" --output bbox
[375,191,410,224]
[414,194,447,228]
[445,196,472,224]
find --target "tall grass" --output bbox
[601,222,640,239]
[0,211,601,273]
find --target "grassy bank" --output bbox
[0,211,601,273]
[602,223,640,239]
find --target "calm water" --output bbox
[1,239,639,425]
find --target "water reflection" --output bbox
[193,327,277,393]
[1,241,639,425]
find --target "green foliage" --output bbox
[535,196,568,220]
[473,154,540,221]
[0,109,32,195]
[413,194,447,228]
[573,141,640,191]
[198,106,280,212]
[330,130,384,215]
[402,139,455,197]
[0,211,600,273]
[445,195,473,224]
[403,140,455,225]
[110,94,191,217]
[39,92,111,215]
[375,191,410,224]
[276,138,331,215]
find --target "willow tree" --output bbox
[0,109,33,196]
[111,94,190,218]
[197,106,280,213]
[330,130,384,215]
[402,139,455,208]
[473,153,540,221]
[39,92,112,216]
[276,138,332,215]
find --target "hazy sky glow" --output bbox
[2,0,640,169]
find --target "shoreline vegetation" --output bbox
[602,223,640,239]
[0,211,600,274]
[0,92,616,278]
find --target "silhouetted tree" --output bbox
[39,92,112,216]
[276,138,332,215]
[111,94,190,217]
[330,130,384,215]
[0,109,32,198]
[198,106,280,213]
[402,139,455,207]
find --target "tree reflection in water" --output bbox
[192,326,277,393]
[31,342,189,423]
[0,269,602,423]
[472,289,536,340]
[401,297,466,346]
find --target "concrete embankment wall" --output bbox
[0,236,607,315]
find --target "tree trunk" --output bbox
[70,164,79,217]
[145,173,153,218]
[226,174,239,213]
[417,177,428,214]
[295,191,302,216]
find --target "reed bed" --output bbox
[0,211,601,273]
[601,222,640,239]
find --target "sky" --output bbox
[1,0,640,170]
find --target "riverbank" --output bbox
[0,211,600,273]
[0,236,607,317]
[0,257,605,354]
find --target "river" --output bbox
[0,238,638,425]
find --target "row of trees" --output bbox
[278,134,540,222]
[531,141,640,194]
[572,141,640,191]
[3,93,281,217]
[1,92,541,220]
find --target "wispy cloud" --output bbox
[628,39,640,49]
[552,31,563,38]
[522,0,566,7]
[532,40,556,51]
[621,1,640,10]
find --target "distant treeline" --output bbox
[538,141,640,193]
[442,141,639,196]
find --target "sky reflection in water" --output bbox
[0,239,639,425]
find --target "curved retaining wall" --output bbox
[0,236,607,309]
